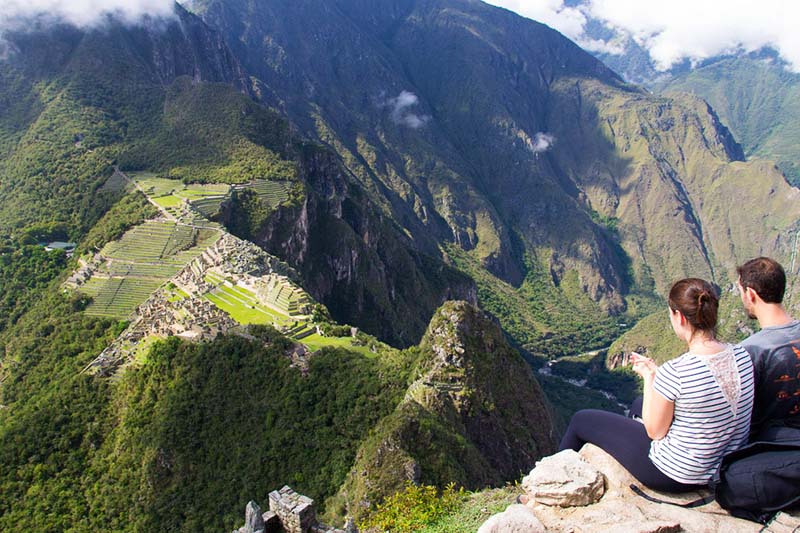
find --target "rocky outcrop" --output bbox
[330,301,558,521]
[246,143,478,348]
[521,450,605,507]
[477,504,546,533]
[480,444,800,533]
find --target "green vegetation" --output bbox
[0,288,413,532]
[359,482,467,532]
[416,487,517,533]
[328,302,557,525]
[77,192,158,254]
[0,245,67,333]
[446,245,629,359]
[0,291,122,531]
[658,55,800,185]
[118,80,298,185]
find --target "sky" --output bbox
[484,0,800,72]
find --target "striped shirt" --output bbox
[649,344,754,485]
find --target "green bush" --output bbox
[359,483,466,533]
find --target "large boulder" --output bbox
[521,449,605,507]
[476,504,546,533]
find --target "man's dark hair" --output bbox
[737,257,786,304]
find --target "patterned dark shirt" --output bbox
[741,320,800,439]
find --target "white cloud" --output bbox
[383,90,431,129]
[483,0,800,72]
[484,0,588,42]
[531,132,555,153]
[0,0,175,31]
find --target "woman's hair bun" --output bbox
[669,278,719,333]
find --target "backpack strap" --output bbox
[629,484,714,508]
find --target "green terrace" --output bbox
[232,179,291,208]
[78,220,221,318]
[131,173,292,219]
[201,271,371,354]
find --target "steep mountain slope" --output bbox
[0,4,475,346]
[188,0,800,352]
[576,18,800,185]
[656,53,800,186]
[188,0,630,309]
[0,4,251,236]
[326,301,558,522]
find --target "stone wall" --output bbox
[233,486,355,533]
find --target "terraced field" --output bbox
[79,221,221,318]
[234,179,290,208]
[131,173,292,221]
[82,278,163,318]
[201,272,321,343]
[191,196,227,217]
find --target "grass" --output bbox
[153,195,183,209]
[418,487,518,533]
[132,174,289,218]
[302,333,376,357]
[204,293,274,324]
[166,287,189,303]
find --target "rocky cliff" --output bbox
[328,301,558,522]
[479,445,800,533]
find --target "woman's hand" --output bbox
[629,352,657,382]
[629,352,673,439]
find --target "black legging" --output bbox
[559,402,706,493]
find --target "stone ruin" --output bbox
[233,486,356,533]
[81,231,314,376]
[82,283,239,376]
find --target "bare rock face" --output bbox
[245,501,265,533]
[479,444,800,532]
[521,449,605,507]
[476,504,546,533]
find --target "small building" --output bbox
[44,241,77,257]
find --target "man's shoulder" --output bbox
[741,321,800,354]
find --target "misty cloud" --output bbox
[383,90,431,129]
[0,0,176,33]
[531,132,555,154]
[485,0,800,72]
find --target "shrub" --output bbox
[359,482,466,532]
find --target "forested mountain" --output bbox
[0,1,797,531]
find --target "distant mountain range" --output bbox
[577,16,800,187]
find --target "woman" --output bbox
[560,278,755,492]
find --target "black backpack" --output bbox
[631,428,800,524]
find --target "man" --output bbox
[737,257,800,440]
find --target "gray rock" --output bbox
[606,520,681,533]
[477,504,546,533]
[522,449,605,507]
[262,510,281,533]
[526,445,763,533]
[245,501,265,533]
[343,517,357,533]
